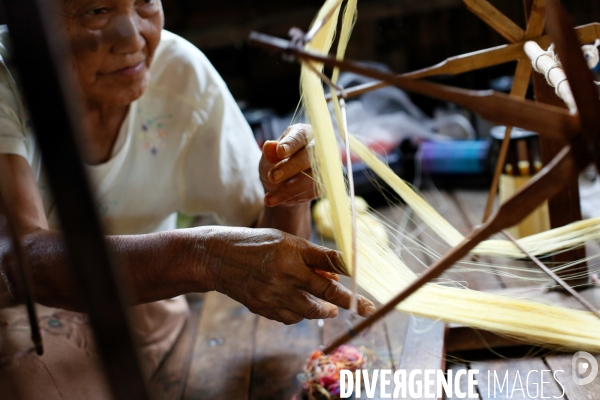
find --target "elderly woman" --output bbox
[0,0,375,397]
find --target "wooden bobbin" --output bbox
[524,40,578,114]
[490,126,550,239]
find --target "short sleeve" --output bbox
[0,59,28,160]
[177,61,264,227]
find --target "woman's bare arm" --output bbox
[0,154,374,323]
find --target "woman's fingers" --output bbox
[274,309,305,325]
[286,290,339,320]
[277,124,313,159]
[315,270,339,281]
[265,189,313,207]
[259,124,316,200]
[294,241,377,317]
[261,140,282,165]
[268,147,312,185]
[301,243,349,276]
[215,229,376,325]
[297,274,376,318]
[264,174,316,207]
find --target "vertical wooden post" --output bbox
[2,0,149,398]
[524,0,589,287]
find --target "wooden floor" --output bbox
[149,189,600,400]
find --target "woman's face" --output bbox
[62,0,164,106]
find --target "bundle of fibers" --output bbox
[312,197,389,245]
[301,0,600,351]
[348,134,600,259]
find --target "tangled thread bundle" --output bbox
[297,345,367,400]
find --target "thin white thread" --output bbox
[555,78,569,98]
[532,50,554,74]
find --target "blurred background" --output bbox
[162,0,598,112]
[158,0,600,200]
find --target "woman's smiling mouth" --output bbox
[111,61,145,77]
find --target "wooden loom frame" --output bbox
[327,0,592,287]
[335,0,589,287]
[0,0,148,399]
[249,0,600,355]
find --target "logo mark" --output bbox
[572,351,598,386]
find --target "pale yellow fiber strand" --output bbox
[356,227,600,352]
[302,0,600,352]
[348,135,463,246]
[348,134,600,258]
[331,0,357,85]
[302,0,353,268]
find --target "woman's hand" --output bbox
[259,124,316,208]
[202,226,376,324]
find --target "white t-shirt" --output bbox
[0,28,264,234]
[0,29,264,398]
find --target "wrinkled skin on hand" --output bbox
[260,123,316,208]
[204,227,376,325]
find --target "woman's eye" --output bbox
[87,8,109,16]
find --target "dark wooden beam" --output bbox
[525,0,589,288]
[1,0,148,398]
